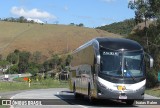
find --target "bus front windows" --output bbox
[100,51,122,76]
[123,52,144,77]
[100,50,144,77]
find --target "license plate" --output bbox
[119,95,127,99]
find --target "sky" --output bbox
[0,0,135,28]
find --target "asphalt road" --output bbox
[0,88,157,108]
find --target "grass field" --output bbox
[0,78,68,108]
[0,78,68,92]
[145,88,160,97]
[0,106,9,108]
[0,21,122,58]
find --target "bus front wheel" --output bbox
[88,84,95,103]
[125,100,134,105]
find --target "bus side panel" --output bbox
[70,45,95,96]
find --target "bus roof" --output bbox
[73,37,143,53]
[96,37,143,51]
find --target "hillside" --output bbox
[0,21,122,58]
[96,19,136,36]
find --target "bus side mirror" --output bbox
[145,53,154,68]
[97,55,100,65]
[149,56,154,68]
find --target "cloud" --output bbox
[11,6,57,20]
[64,6,69,11]
[27,18,44,24]
[101,23,108,26]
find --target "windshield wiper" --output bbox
[127,71,136,82]
[124,63,137,82]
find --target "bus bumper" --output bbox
[97,85,145,100]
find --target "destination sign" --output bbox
[103,52,118,55]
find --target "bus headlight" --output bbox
[136,85,145,92]
[117,85,126,91]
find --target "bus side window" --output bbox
[76,68,80,76]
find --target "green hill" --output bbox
[0,21,122,58]
[96,19,136,36]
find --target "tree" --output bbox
[27,62,39,76]
[128,0,160,88]
[128,0,160,24]
[6,64,19,74]
[14,49,20,54]
[128,0,153,25]
[18,51,31,73]
[18,16,27,23]
[7,52,18,64]
[128,0,155,52]
[30,20,34,24]
[50,54,61,69]
[149,0,160,19]
[65,54,72,66]
[96,19,136,36]
[0,60,10,68]
[127,24,160,87]
[0,54,2,61]
[32,51,42,64]
[70,23,75,26]
[78,23,84,27]
[43,61,49,72]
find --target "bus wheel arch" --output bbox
[73,82,80,98]
[88,83,95,102]
[73,82,77,98]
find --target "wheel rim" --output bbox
[73,84,76,97]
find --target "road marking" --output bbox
[77,105,88,108]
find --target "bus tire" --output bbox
[125,100,134,105]
[88,84,95,103]
[73,83,79,98]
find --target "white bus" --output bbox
[69,37,153,105]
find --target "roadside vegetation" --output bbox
[127,0,160,88]
[0,49,72,75]
[145,88,160,97]
[0,106,9,108]
[96,18,136,36]
[0,49,70,91]
[0,78,68,92]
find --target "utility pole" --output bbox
[66,35,69,52]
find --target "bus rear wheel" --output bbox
[73,83,80,98]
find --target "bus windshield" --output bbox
[100,50,144,77]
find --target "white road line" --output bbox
[77,105,88,108]
[56,92,59,95]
